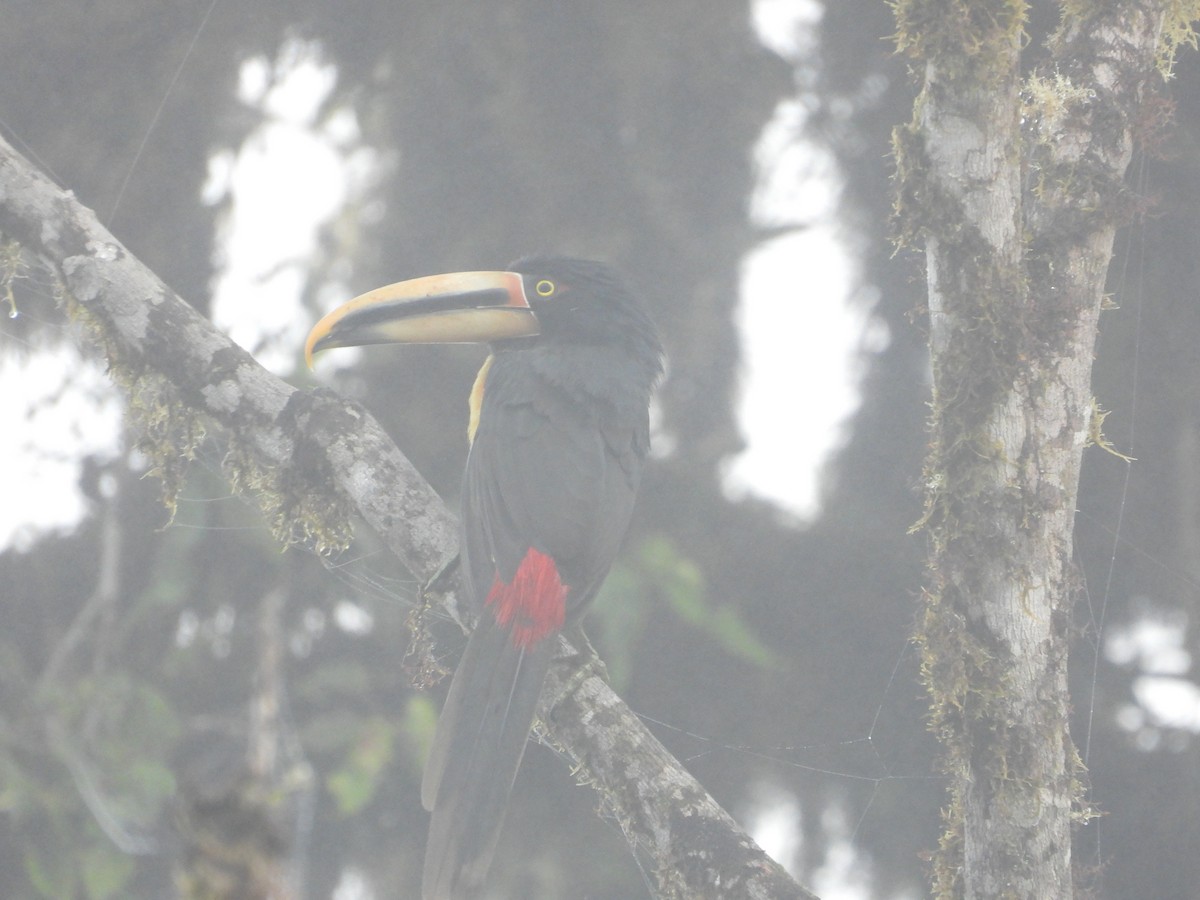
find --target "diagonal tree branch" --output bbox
[0,132,813,900]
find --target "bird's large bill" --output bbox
[305,270,540,366]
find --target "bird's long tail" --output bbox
[420,611,556,899]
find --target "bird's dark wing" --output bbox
[459,352,645,616]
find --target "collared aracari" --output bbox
[305,257,663,899]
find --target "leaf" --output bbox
[24,841,76,899]
[325,715,396,816]
[81,845,134,900]
[592,563,651,689]
[638,535,783,671]
[400,694,439,775]
[122,759,177,807]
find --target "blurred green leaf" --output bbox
[326,715,396,816]
[401,694,439,776]
[592,563,651,689]
[638,535,783,671]
[121,759,176,808]
[24,840,75,899]
[124,682,182,750]
[81,845,134,900]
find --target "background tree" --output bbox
[893,2,1196,896]
[2,2,1199,898]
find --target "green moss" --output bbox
[1025,70,1095,120]
[223,437,352,557]
[62,286,206,520]
[1086,399,1135,461]
[890,120,939,251]
[61,279,352,555]
[1157,0,1200,75]
[892,0,1028,85]
[1067,739,1099,825]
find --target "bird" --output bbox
[305,256,663,899]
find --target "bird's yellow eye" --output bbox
[535,279,556,297]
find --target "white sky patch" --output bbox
[752,0,823,61]
[0,340,123,552]
[727,0,874,520]
[748,786,910,899]
[334,599,374,635]
[725,229,868,518]
[748,785,802,873]
[1131,676,1200,733]
[1108,603,1200,736]
[332,867,375,900]
[749,99,841,228]
[810,802,883,900]
[208,38,383,376]
[1105,604,1191,675]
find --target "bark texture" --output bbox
[893,2,1181,897]
[0,132,811,900]
[542,651,818,900]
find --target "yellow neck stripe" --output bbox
[467,355,494,445]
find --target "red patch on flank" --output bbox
[486,547,567,649]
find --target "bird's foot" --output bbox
[547,626,609,708]
[422,552,461,600]
[565,625,609,681]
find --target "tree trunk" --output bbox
[893,2,1182,897]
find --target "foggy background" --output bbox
[2,2,1198,897]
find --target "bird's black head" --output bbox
[506,256,663,376]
